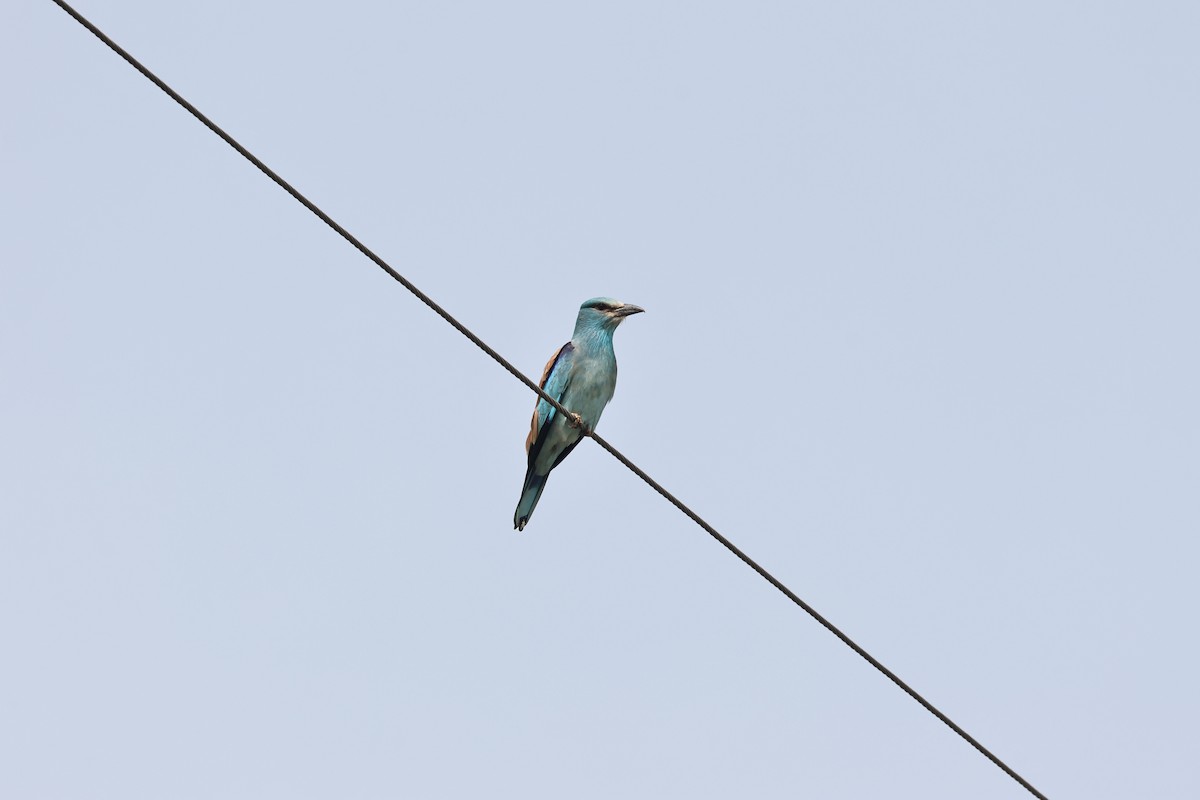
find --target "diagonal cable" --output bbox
[47,2,1049,797]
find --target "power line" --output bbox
[47,2,1049,797]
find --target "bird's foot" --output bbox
[567,412,585,430]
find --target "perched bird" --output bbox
[514,297,645,530]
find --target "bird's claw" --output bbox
[567,412,588,433]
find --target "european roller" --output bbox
[514,297,644,530]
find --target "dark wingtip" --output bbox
[515,518,528,531]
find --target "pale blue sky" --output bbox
[4,2,1199,798]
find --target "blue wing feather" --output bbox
[525,342,574,466]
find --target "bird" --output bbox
[514,297,645,530]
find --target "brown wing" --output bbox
[525,342,573,454]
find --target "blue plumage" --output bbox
[514,297,644,530]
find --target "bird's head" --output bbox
[576,297,645,332]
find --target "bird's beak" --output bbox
[615,304,645,317]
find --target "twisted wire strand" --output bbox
[47,3,1049,797]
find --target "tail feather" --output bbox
[513,473,549,531]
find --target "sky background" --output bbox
[3,2,1199,798]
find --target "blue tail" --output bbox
[514,473,548,531]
